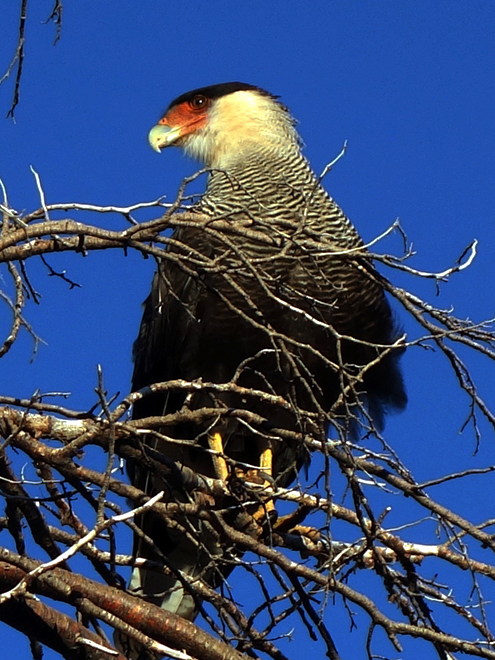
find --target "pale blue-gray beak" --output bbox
[148,124,181,152]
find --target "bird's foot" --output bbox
[208,431,229,481]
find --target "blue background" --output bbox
[1,2,494,659]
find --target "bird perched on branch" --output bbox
[127,82,406,627]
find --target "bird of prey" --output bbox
[127,82,406,626]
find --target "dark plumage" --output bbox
[127,82,406,624]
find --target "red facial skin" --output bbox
[158,96,211,143]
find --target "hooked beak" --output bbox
[148,124,182,152]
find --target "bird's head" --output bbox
[148,82,300,169]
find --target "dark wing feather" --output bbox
[128,235,225,620]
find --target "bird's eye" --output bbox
[189,95,209,110]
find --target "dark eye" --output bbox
[189,95,208,110]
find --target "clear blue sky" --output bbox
[1,2,494,659]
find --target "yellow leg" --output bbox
[209,432,229,481]
[257,438,275,516]
[259,439,272,475]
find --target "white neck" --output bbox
[182,90,301,169]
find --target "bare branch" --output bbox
[0,173,493,658]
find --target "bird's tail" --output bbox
[127,544,204,621]
[114,517,223,658]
